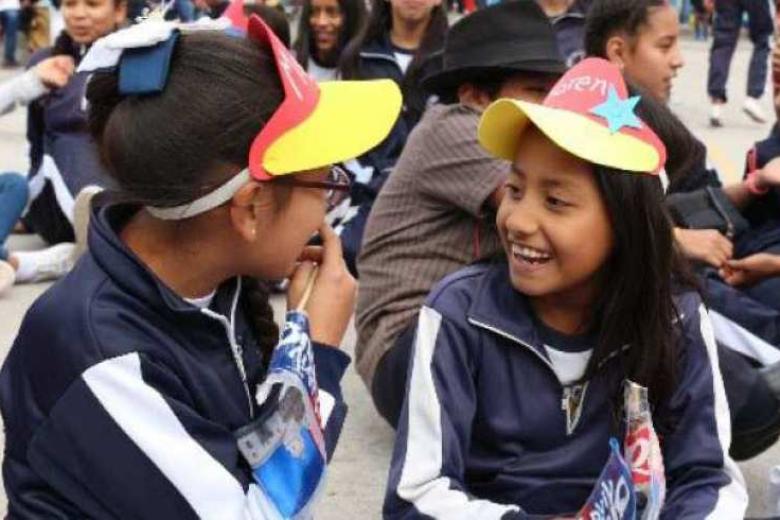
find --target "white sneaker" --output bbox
[14,243,76,284]
[72,185,103,261]
[710,103,723,127]
[0,260,15,295]
[743,96,767,123]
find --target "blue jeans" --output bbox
[0,9,19,64]
[173,0,195,22]
[0,173,29,260]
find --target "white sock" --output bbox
[13,251,40,283]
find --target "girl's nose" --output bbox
[313,12,329,26]
[503,202,540,239]
[671,46,684,70]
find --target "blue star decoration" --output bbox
[589,86,642,134]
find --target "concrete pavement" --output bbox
[0,34,779,518]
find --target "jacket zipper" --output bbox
[201,279,254,419]
[467,318,557,373]
[468,317,591,436]
[561,382,589,435]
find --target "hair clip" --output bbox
[78,18,231,95]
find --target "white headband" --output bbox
[146,169,252,220]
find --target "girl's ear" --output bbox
[229,182,272,243]
[605,35,628,69]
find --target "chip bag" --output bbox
[235,310,326,520]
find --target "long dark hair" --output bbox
[579,92,697,416]
[293,0,366,69]
[584,0,667,58]
[87,32,284,360]
[338,0,447,119]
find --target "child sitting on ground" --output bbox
[385,58,746,518]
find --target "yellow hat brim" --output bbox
[478,99,660,172]
[263,79,402,176]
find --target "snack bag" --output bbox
[624,381,666,520]
[235,310,326,520]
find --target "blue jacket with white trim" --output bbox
[385,261,747,519]
[0,204,350,519]
[24,41,112,244]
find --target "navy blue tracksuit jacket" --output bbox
[0,204,350,518]
[385,262,747,519]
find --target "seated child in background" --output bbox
[0,55,75,295]
[586,0,780,462]
[385,59,747,518]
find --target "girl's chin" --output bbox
[69,32,98,44]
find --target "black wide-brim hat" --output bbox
[422,0,566,97]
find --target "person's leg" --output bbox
[745,0,773,100]
[172,0,195,22]
[0,173,28,295]
[370,323,416,429]
[11,242,76,283]
[720,344,780,460]
[707,0,743,103]
[0,173,29,261]
[745,276,780,312]
[703,270,780,363]
[0,9,20,66]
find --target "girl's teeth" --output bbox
[511,244,551,261]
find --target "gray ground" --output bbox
[1,34,779,518]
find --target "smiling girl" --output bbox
[293,0,365,81]
[384,58,747,518]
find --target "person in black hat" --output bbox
[355,0,565,428]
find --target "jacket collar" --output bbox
[88,203,241,318]
[466,260,548,359]
[359,32,398,61]
[468,261,634,372]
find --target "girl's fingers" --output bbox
[298,246,324,263]
[319,224,344,268]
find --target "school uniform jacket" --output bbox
[24,41,111,244]
[0,204,350,519]
[349,36,440,201]
[385,261,747,519]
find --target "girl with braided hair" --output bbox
[0,16,401,518]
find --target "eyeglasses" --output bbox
[274,165,352,210]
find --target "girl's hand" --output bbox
[287,224,356,347]
[34,56,75,89]
[720,253,780,287]
[756,157,780,189]
[674,228,733,268]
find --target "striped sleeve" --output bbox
[413,108,508,217]
[23,352,294,519]
[384,306,524,520]
[660,304,748,519]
